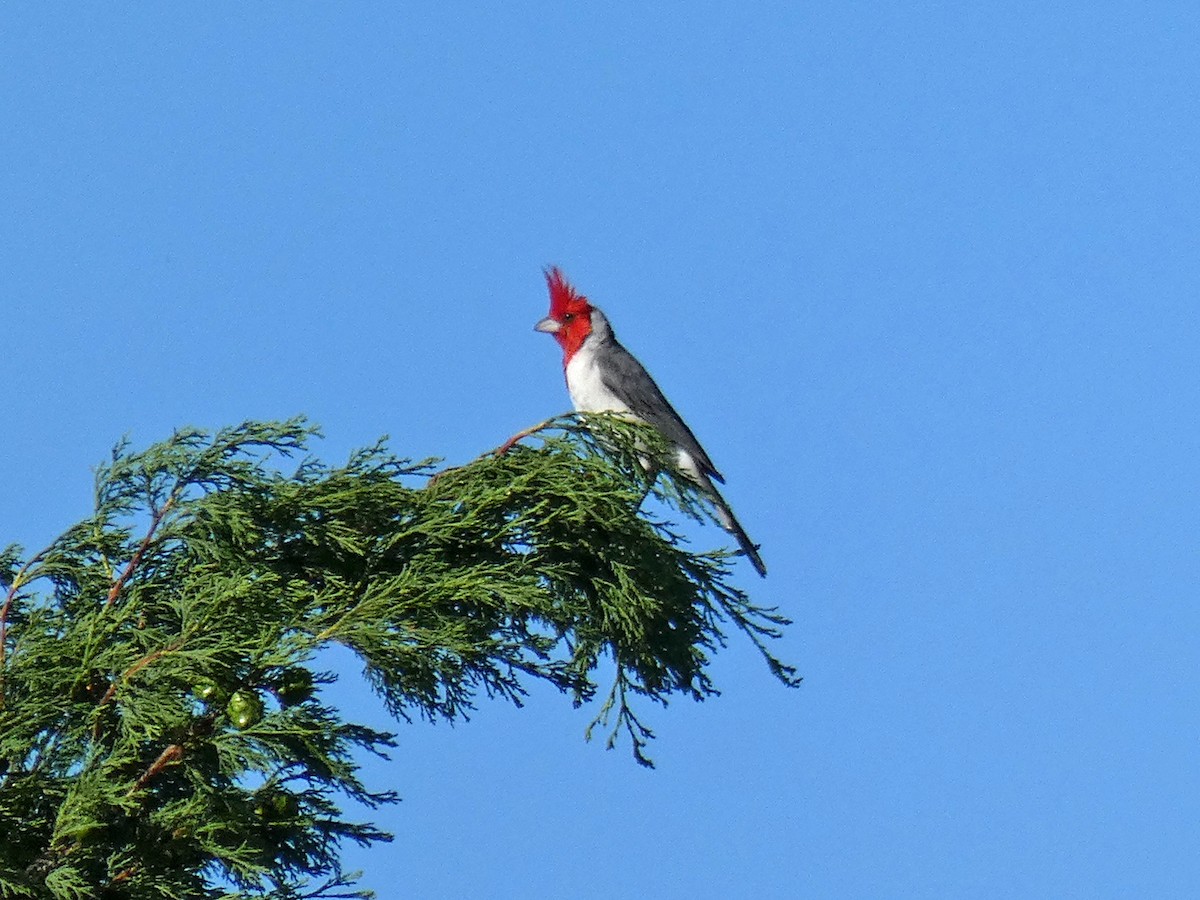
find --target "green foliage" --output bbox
[0,417,797,898]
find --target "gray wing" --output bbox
[598,340,725,483]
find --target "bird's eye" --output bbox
[563,313,575,322]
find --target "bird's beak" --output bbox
[534,316,561,334]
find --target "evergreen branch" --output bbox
[586,670,659,768]
[293,870,374,900]
[0,542,56,709]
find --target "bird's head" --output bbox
[535,266,596,360]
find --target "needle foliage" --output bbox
[0,416,797,899]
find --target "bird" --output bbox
[533,266,767,577]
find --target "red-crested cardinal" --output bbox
[534,267,767,577]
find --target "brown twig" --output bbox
[425,417,562,490]
[493,416,558,457]
[92,638,185,738]
[105,495,175,610]
[125,743,183,797]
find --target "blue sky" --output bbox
[3,3,1198,897]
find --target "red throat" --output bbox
[544,266,593,364]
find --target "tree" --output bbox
[0,417,797,898]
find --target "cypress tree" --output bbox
[0,416,796,898]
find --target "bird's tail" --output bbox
[705,479,767,578]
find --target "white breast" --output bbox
[564,343,632,414]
